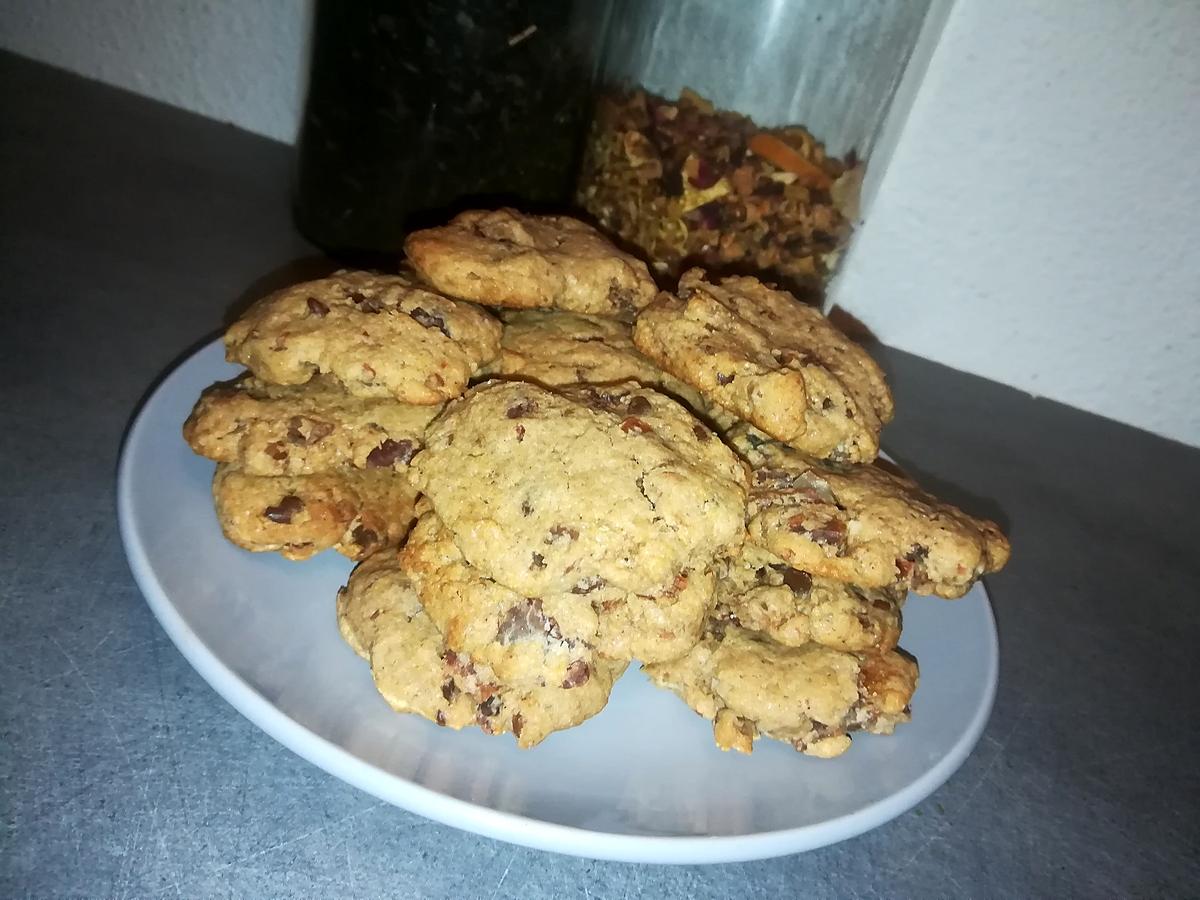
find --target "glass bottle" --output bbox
[577,0,932,297]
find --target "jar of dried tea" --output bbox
[577,0,932,296]
[295,0,609,258]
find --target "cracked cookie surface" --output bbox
[410,380,747,596]
[224,270,501,404]
[337,551,623,747]
[184,373,440,475]
[633,270,892,462]
[717,544,903,653]
[729,425,1010,598]
[402,509,713,667]
[643,620,917,757]
[211,464,418,560]
[404,209,658,317]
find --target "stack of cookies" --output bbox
[184,207,1010,756]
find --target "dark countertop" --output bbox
[2,52,1197,899]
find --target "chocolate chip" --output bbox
[821,397,835,411]
[441,680,458,702]
[442,650,476,678]
[607,281,637,312]
[626,395,652,415]
[692,424,710,441]
[496,599,562,644]
[515,423,526,442]
[366,438,416,468]
[545,524,578,544]
[780,568,813,594]
[265,441,288,461]
[570,575,606,594]
[716,373,735,385]
[561,660,591,689]
[409,306,451,337]
[478,695,501,718]
[506,399,537,418]
[350,290,384,313]
[530,552,546,570]
[578,387,622,411]
[906,544,930,563]
[795,518,847,550]
[620,416,653,434]
[306,297,329,317]
[511,712,524,739]
[435,710,447,726]
[263,495,303,524]
[351,525,377,548]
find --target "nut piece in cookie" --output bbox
[183,373,440,476]
[633,269,893,462]
[643,620,917,757]
[717,544,903,653]
[410,380,748,596]
[211,464,418,561]
[224,270,501,404]
[730,425,1011,598]
[404,209,658,317]
[337,551,625,748]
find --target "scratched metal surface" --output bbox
[1,52,1198,899]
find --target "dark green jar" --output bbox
[294,0,609,259]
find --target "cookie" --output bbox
[211,464,418,560]
[633,269,893,462]
[730,425,1010,598]
[183,373,441,476]
[224,270,501,404]
[400,509,602,689]
[404,209,658,317]
[480,309,735,428]
[717,544,903,653]
[643,620,917,757]
[337,553,625,747]
[401,508,713,667]
[410,380,748,595]
[484,309,680,388]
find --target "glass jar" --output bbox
[295,0,609,258]
[577,0,932,296]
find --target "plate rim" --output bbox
[116,338,999,865]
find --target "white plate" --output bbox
[118,339,998,865]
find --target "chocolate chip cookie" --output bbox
[337,552,625,748]
[402,508,713,667]
[404,209,658,317]
[643,620,917,757]
[718,544,903,653]
[729,425,1010,598]
[401,509,603,689]
[633,270,893,462]
[480,309,736,428]
[211,464,418,560]
[183,373,440,476]
[410,380,748,596]
[224,270,501,404]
